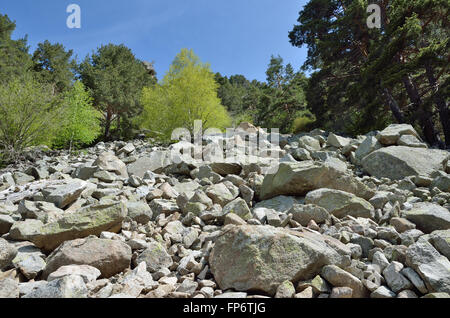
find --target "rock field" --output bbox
[0,123,449,299]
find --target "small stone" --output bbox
[330,287,353,298]
[275,280,295,298]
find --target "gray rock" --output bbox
[289,204,331,226]
[221,198,252,221]
[382,261,413,293]
[135,241,173,273]
[0,214,14,234]
[47,265,101,283]
[43,237,132,279]
[22,275,88,298]
[0,238,18,270]
[404,202,450,233]
[0,278,19,298]
[260,161,374,201]
[429,230,450,259]
[209,225,351,295]
[321,265,368,298]
[370,286,396,298]
[362,146,449,180]
[94,151,128,178]
[126,201,153,224]
[376,124,421,146]
[41,180,87,209]
[405,241,450,293]
[306,188,374,219]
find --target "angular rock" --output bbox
[321,265,368,298]
[362,146,449,180]
[47,265,101,283]
[27,202,127,252]
[305,188,374,219]
[289,204,331,226]
[43,237,132,279]
[135,241,173,273]
[376,124,420,146]
[0,238,18,270]
[22,275,88,298]
[222,198,252,221]
[260,161,374,201]
[404,202,450,233]
[41,180,88,209]
[94,152,128,178]
[405,241,450,293]
[209,225,351,295]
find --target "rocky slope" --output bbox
[0,123,449,299]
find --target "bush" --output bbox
[292,113,316,133]
[0,76,62,161]
[52,81,101,150]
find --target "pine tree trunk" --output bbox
[104,109,112,141]
[402,75,443,147]
[424,61,450,148]
[382,87,405,123]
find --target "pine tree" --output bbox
[78,44,155,140]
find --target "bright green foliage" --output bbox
[0,76,62,160]
[52,81,101,150]
[0,14,33,82]
[293,114,316,134]
[140,49,231,139]
[32,40,76,94]
[79,44,155,140]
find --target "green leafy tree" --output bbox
[52,81,101,151]
[32,40,76,94]
[78,44,155,140]
[0,76,62,160]
[140,49,231,139]
[0,14,33,82]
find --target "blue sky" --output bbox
[2,0,308,82]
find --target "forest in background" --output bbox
[0,0,448,165]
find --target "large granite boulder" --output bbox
[260,161,374,201]
[403,203,450,233]
[10,202,127,252]
[305,188,374,219]
[361,146,449,180]
[43,237,132,279]
[209,225,351,295]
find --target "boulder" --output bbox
[405,241,450,293]
[404,202,450,233]
[0,238,18,270]
[22,275,88,298]
[16,202,127,252]
[94,152,128,178]
[127,151,170,177]
[305,188,374,219]
[209,225,351,295]
[43,237,132,279]
[41,180,87,209]
[221,198,252,221]
[376,124,421,146]
[135,242,173,273]
[288,204,331,226]
[260,161,374,201]
[355,136,383,162]
[362,146,449,180]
